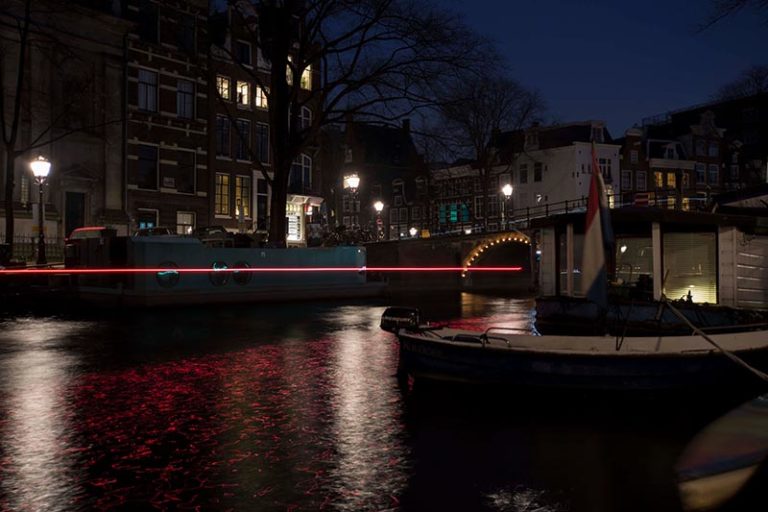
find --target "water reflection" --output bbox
[0,294,745,511]
[0,319,91,512]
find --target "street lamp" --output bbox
[373,200,384,240]
[409,226,418,238]
[30,156,51,265]
[343,173,360,229]
[501,183,513,231]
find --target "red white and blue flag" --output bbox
[581,141,613,308]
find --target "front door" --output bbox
[65,192,86,236]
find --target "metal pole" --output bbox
[37,179,47,265]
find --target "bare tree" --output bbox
[437,72,545,230]
[701,0,768,29]
[714,64,768,100]
[215,0,490,246]
[1,0,120,254]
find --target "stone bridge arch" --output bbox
[460,231,532,278]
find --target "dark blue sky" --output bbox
[449,0,768,137]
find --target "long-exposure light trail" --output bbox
[0,266,523,275]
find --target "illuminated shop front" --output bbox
[286,194,324,246]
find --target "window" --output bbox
[176,150,195,194]
[137,0,158,43]
[654,171,663,188]
[215,173,230,215]
[256,178,268,230]
[236,81,250,107]
[216,75,230,100]
[255,86,268,109]
[708,164,719,184]
[636,170,647,191]
[666,172,676,189]
[708,142,719,158]
[257,48,271,70]
[235,176,251,217]
[176,79,194,119]
[695,163,706,184]
[300,63,312,90]
[412,206,421,220]
[519,164,528,184]
[730,165,740,180]
[235,40,252,66]
[137,69,157,112]
[598,158,612,180]
[289,154,312,191]
[534,162,542,182]
[20,175,29,206]
[681,172,690,190]
[234,119,251,160]
[176,14,195,54]
[216,115,230,157]
[176,211,195,235]
[695,140,706,156]
[630,150,638,164]
[621,170,632,190]
[663,232,717,304]
[256,123,269,163]
[300,106,312,130]
[474,196,484,218]
[133,144,158,190]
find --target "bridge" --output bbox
[365,229,534,292]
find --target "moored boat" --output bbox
[380,306,768,394]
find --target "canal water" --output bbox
[0,293,761,511]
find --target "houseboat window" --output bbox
[615,237,653,290]
[558,233,584,295]
[663,232,717,304]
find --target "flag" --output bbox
[581,141,613,308]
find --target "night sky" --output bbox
[450,0,768,136]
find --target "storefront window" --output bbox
[663,232,717,303]
[615,237,653,289]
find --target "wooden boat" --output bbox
[380,307,768,393]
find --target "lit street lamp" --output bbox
[409,226,418,238]
[343,173,360,229]
[501,183,513,231]
[30,156,51,265]
[373,200,384,240]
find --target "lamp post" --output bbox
[373,200,384,240]
[342,173,360,229]
[30,156,51,265]
[409,226,418,238]
[501,183,513,231]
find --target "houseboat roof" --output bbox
[530,206,768,234]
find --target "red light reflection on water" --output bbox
[59,332,407,510]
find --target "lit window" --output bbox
[215,173,230,215]
[237,81,250,107]
[235,176,251,217]
[255,86,268,109]
[654,171,663,188]
[216,75,230,100]
[666,172,676,189]
[176,211,195,235]
[300,64,312,90]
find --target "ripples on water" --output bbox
[0,293,752,511]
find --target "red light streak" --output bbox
[0,266,523,275]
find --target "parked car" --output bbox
[193,225,235,246]
[133,226,175,237]
[64,226,116,267]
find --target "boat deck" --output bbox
[417,326,768,356]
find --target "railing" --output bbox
[0,235,65,262]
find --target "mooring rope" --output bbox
[662,297,768,383]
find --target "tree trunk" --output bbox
[268,159,289,247]
[4,150,16,246]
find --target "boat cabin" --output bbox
[532,207,768,310]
